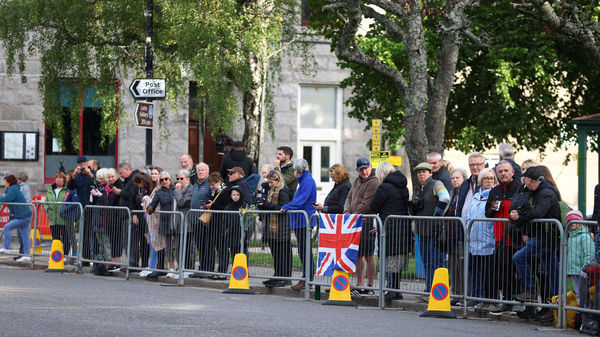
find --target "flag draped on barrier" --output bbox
[317,213,363,276]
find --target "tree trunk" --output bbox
[242,52,265,163]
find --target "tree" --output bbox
[513,0,600,68]
[0,0,307,162]
[307,0,485,177]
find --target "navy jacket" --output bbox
[322,178,351,214]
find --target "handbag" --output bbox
[199,189,224,227]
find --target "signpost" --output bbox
[134,102,154,128]
[129,78,166,100]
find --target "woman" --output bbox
[174,169,193,271]
[147,171,176,273]
[446,167,467,303]
[466,167,497,309]
[91,168,117,264]
[369,161,409,302]
[204,172,230,279]
[312,163,351,214]
[45,172,69,256]
[138,170,166,278]
[258,170,293,287]
[106,168,124,266]
[16,172,32,203]
[0,175,33,261]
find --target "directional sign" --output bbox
[129,78,166,100]
[134,102,154,128]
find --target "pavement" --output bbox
[0,253,562,330]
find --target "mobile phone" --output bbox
[311,203,318,205]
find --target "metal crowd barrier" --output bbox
[0,202,36,267]
[130,209,185,285]
[309,213,383,303]
[79,205,132,274]
[33,201,83,262]
[11,202,593,329]
[380,215,466,310]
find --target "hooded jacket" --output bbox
[509,180,560,239]
[219,150,257,183]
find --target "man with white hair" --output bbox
[427,152,452,191]
[496,143,522,182]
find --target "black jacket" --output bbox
[322,178,351,214]
[433,165,452,192]
[220,150,257,183]
[118,169,141,210]
[509,181,560,239]
[593,184,600,221]
[369,171,411,255]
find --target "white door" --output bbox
[299,141,337,203]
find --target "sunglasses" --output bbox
[228,172,238,176]
[177,177,185,181]
[160,178,170,182]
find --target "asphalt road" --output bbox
[0,265,579,337]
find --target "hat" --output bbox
[232,141,245,148]
[522,166,544,181]
[227,166,245,176]
[356,157,370,170]
[414,162,433,172]
[566,209,583,223]
[77,156,88,163]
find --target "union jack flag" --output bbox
[317,213,363,276]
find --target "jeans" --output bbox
[513,237,559,297]
[294,227,314,282]
[3,217,32,252]
[418,234,447,292]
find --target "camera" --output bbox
[410,195,424,212]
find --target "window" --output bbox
[299,86,337,129]
[44,82,117,182]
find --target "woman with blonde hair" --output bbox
[258,169,293,287]
[312,163,351,214]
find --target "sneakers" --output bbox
[474,302,495,312]
[516,306,536,319]
[350,289,361,296]
[189,272,210,279]
[514,291,537,303]
[15,256,31,263]
[361,289,375,297]
[139,270,152,278]
[510,304,526,315]
[489,303,513,316]
[291,280,306,290]
[0,248,8,254]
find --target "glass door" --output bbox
[300,141,336,202]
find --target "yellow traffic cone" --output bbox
[420,267,456,318]
[29,229,42,254]
[45,240,65,273]
[223,254,254,294]
[323,270,356,306]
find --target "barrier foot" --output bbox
[323,300,357,307]
[420,310,456,319]
[223,288,254,294]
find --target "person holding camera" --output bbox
[410,162,450,295]
[484,160,523,315]
[74,156,96,262]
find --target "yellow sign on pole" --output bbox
[372,119,381,152]
[370,151,390,168]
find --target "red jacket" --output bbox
[485,179,521,246]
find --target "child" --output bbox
[567,209,595,303]
[224,186,248,272]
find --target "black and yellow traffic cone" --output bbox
[45,240,65,273]
[223,253,254,294]
[323,270,356,306]
[420,267,456,318]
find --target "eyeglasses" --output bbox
[160,178,170,182]
[177,177,185,181]
[469,162,485,167]
[482,177,495,181]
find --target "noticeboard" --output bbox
[0,131,39,161]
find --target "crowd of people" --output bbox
[0,142,596,323]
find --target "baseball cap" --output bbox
[356,157,370,170]
[77,156,88,163]
[227,166,245,176]
[522,166,544,181]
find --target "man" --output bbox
[344,157,380,296]
[280,158,317,290]
[485,160,522,315]
[73,156,96,261]
[273,146,298,193]
[219,141,257,183]
[189,162,212,276]
[509,166,560,308]
[456,152,485,222]
[411,162,450,295]
[88,159,100,171]
[427,152,452,191]
[180,154,198,185]
[112,162,146,268]
[496,143,522,182]
[226,167,252,204]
